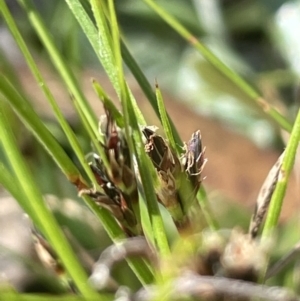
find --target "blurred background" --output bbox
[1,0,300,293]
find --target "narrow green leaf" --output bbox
[0,103,98,298]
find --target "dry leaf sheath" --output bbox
[249,151,285,238]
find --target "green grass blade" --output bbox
[66,0,117,90]
[0,103,98,298]
[138,192,155,245]
[64,0,178,138]
[155,83,177,152]
[262,109,300,238]
[142,0,293,132]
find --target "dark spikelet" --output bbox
[249,151,284,239]
[181,130,207,191]
[82,109,207,233]
[80,108,139,236]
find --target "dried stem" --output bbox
[134,273,299,301]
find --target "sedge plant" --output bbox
[0,1,300,300]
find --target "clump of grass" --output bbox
[0,1,300,300]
